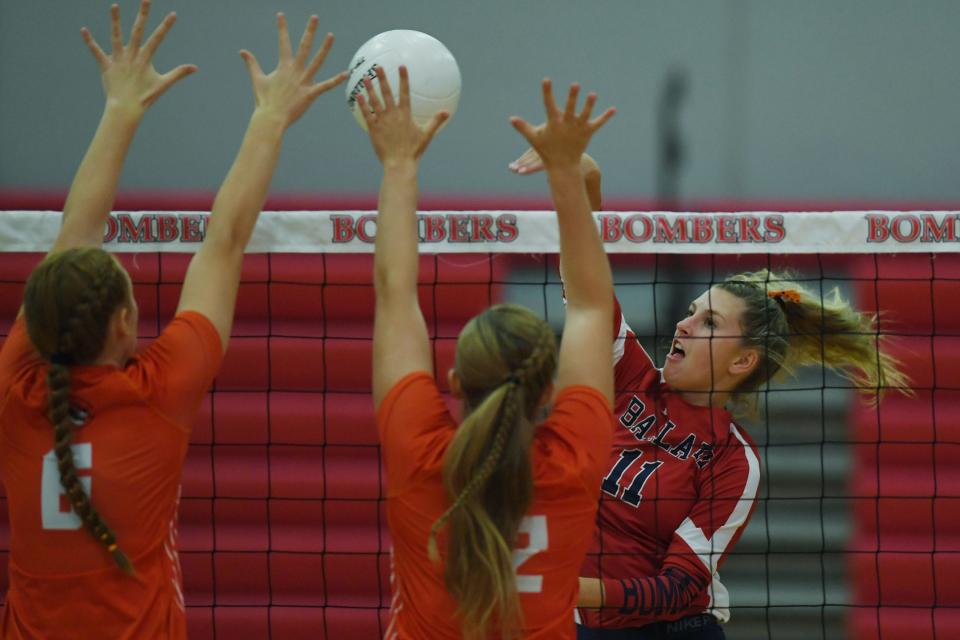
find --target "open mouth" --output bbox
[667,339,686,361]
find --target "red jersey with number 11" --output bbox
[578,299,761,629]
[378,372,613,639]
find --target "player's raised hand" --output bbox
[508,147,601,177]
[357,65,449,164]
[508,147,546,175]
[240,13,348,127]
[80,0,196,114]
[510,80,615,170]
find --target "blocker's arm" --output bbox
[365,66,449,408]
[177,14,345,350]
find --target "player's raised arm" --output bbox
[53,0,196,254]
[364,66,450,408]
[176,14,347,350]
[510,80,616,404]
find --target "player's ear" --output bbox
[536,382,554,411]
[729,347,759,378]
[447,368,463,398]
[112,305,134,343]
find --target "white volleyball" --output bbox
[346,30,461,130]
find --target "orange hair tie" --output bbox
[768,289,801,304]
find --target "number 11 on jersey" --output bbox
[602,449,663,507]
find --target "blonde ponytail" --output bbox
[430,304,557,639]
[718,270,911,411]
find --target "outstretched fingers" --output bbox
[309,70,349,99]
[541,78,559,119]
[141,12,177,61]
[159,63,199,89]
[239,49,264,83]
[363,76,385,115]
[80,27,109,70]
[398,65,411,109]
[578,91,597,122]
[276,13,292,62]
[295,15,319,67]
[508,147,544,174]
[588,106,617,133]
[305,32,335,79]
[418,110,450,153]
[143,64,198,107]
[374,66,396,108]
[356,93,375,128]
[109,4,123,55]
[128,0,151,53]
[510,116,540,147]
[563,83,580,119]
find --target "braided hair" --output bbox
[23,247,134,574]
[429,304,558,640]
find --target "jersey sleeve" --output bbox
[376,371,456,493]
[0,315,38,394]
[563,279,659,395]
[130,311,224,429]
[612,295,660,394]
[599,423,761,621]
[539,385,615,491]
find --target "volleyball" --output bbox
[345,30,461,130]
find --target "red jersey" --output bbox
[578,300,761,629]
[377,372,614,639]
[0,312,222,640]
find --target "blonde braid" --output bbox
[427,327,555,560]
[428,385,517,561]
[435,305,559,639]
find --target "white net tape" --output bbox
[0,210,956,254]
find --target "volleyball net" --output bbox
[0,210,957,639]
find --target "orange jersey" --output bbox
[377,372,614,639]
[0,312,222,640]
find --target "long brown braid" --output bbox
[24,247,134,574]
[429,304,558,640]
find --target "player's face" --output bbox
[662,286,756,397]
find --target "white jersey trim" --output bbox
[704,572,731,623]
[385,549,401,640]
[675,423,760,575]
[612,313,629,368]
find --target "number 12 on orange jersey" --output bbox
[513,515,548,593]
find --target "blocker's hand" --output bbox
[509,79,615,171]
[81,0,197,114]
[357,65,449,165]
[240,13,348,127]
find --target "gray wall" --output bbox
[2,0,959,202]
